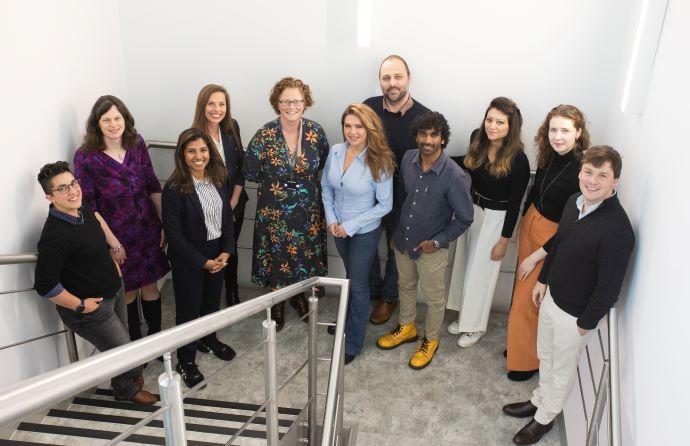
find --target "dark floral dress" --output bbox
[73,134,170,292]
[244,118,329,288]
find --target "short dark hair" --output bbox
[581,145,623,178]
[379,54,410,77]
[410,111,451,149]
[37,161,72,193]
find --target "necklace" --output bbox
[538,159,573,209]
[105,147,126,162]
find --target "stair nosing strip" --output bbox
[47,408,279,439]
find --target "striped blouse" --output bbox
[192,176,223,240]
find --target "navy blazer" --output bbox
[221,120,249,216]
[162,182,235,271]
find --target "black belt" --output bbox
[471,190,509,211]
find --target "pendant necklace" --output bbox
[538,159,573,209]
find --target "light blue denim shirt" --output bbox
[321,142,393,236]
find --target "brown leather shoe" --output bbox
[369,300,397,324]
[271,301,285,331]
[503,401,537,418]
[130,390,157,405]
[513,419,553,444]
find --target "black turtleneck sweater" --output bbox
[539,193,635,330]
[524,150,581,223]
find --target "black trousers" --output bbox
[223,209,245,293]
[171,238,224,363]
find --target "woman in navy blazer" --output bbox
[192,84,248,307]
[162,127,236,388]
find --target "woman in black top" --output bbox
[162,128,236,388]
[447,97,530,348]
[505,105,590,380]
[192,84,248,307]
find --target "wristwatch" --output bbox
[432,240,440,249]
[75,299,86,314]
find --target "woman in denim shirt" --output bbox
[321,103,395,364]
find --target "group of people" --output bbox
[32,54,635,445]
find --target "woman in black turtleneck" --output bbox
[505,105,591,381]
[447,97,530,348]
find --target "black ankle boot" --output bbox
[127,301,143,341]
[141,298,161,336]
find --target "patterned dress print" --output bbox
[73,134,170,292]
[244,118,329,288]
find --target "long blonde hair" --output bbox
[341,103,395,182]
[464,97,524,177]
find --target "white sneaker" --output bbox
[458,331,485,348]
[447,320,461,335]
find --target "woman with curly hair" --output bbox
[243,77,329,330]
[447,97,530,348]
[321,103,395,364]
[505,105,590,381]
[73,95,169,345]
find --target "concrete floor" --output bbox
[137,282,561,446]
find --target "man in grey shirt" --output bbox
[376,111,473,370]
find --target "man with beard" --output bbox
[376,112,473,370]
[364,55,431,325]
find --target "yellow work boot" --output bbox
[376,322,418,350]
[409,337,439,370]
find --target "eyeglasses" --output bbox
[51,179,81,195]
[278,99,305,107]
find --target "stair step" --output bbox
[0,440,63,446]
[94,388,302,415]
[46,409,278,439]
[15,423,223,446]
[71,397,294,427]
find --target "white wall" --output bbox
[0,0,128,386]
[597,1,690,444]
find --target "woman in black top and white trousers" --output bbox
[192,84,248,307]
[447,97,530,348]
[162,128,236,388]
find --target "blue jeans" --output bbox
[334,226,381,356]
[56,284,142,400]
[368,213,398,302]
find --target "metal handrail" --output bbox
[582,308,621,446]
[0,253,79,363]
[0,276,350,444]
[0,253,38,265]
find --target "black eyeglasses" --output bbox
[51,179,81,195]
[278,99,305,106]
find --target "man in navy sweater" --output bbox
[34,161,156,405]
[364,55,430,325]
[502,146,635,444]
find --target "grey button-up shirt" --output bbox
[393,149,474,259]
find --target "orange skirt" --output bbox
[506,204,559,371]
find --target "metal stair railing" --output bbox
[0,275,351,446]
[0,254,79,364]
[575,308,621,446]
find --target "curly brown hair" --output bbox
[81,95,138,152]
[268,77,314,114]
[534,104,590,168]
[341,103,395,182]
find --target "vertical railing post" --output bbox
[158,352,187,446]
[608,309,622,446]
[308,289,319,445]
[64,328,79,363]
[335,336,345,445]
[263,313,279,446]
